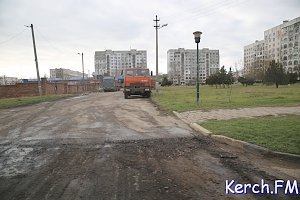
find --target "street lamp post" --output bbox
[154,15,168,92]
[78,52,85,91]
[193,31,202,105]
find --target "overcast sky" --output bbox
[0,0,299,78]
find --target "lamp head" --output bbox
[193,31,202,43]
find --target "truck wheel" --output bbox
[146,91,151,98]
[124,92,129,99]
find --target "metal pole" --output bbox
[30,24,42,96]
[82,53,85,81]
[154,15,159,92]
[196,42,200,105]
[156,20,158,87]
[81,53,85,91]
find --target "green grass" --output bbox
[0,95,74,109]
[200,115,300,154]
[152,84,300,112]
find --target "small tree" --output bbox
[287,72,298,84]
[225,68,234,86]
[205,75,214,86]
[161,76,172,86]
[206,66,233,88]
[238,76,246,86]
[264,60,288,88]
[219,66,227,88]
[293,65,300,81]
[238,76,255,86]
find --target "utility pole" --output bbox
[78,52,85,91]
[153,15,167,92]
[154,15,159,92]
[26,24,42,96]
[81,53,85,81]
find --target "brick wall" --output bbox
[0,80,100,99]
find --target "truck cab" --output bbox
[123,68,152,99]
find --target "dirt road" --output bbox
[0,92,299,199]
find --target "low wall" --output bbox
[0,80,100,99]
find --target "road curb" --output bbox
[173,110,300,160]
[172,111,189,124]
[190,123,212,137]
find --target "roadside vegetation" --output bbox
[200,115,300,155]
[152,84,300,112]
[0,94,74,109]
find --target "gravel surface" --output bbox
[0,92,299,199]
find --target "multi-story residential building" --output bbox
[49,68,87,80]
[244,16,300,76]
[94,49,147,77]
[167,48,219,85]
[280,17,300,72]
[264,23,284,63]
[244,40,265,78]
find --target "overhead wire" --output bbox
[185,0,248,20]
[33,27,84,72]
[160,0,248,24]
[0,28,27,45]
[35,28,66,54]
[161,0,235,20]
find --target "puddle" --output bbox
[1,147,34,176]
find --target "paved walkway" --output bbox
[179,106,300,123]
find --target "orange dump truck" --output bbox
[123,68,153,99]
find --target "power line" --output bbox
[163,0,248,24]
[161,0,235,20]
[34,28,84,58]
[186,0,247,20]
[0,28,27,45]
[35,28,65,54]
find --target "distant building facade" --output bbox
[244,16,300,76]
[94,49,147,77]
[50,68,87,80]
[167,48,219,85]
[280,18,300,72]
[244,40,265,78]
[0,76,19,85]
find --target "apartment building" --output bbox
[94,49,147,77]
[167,48,219,85]
[280,17,300,72]
[244,40,265,76]
[50,68,87,80]
[244,16,300,75]
[264,23,284,63]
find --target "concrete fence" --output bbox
[0,78,100,99]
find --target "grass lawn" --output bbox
[0,95,74,109]
[200,115,300,155]
[152,84,300,112]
